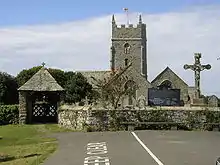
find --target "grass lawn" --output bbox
[0,124,72,165]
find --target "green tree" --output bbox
[64,72,93,103]
[64,71,76,81]
[16,66,42,87]
[48,68,67,87]
[0,72,18,105]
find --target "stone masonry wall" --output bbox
[151,68,189,103]
[112,21,147,82]
[18,91,27,124]
[58,105,220,131]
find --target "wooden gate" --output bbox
[32,102,57,123]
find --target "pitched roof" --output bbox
[18,67,64,91]
[79,70,111,87]
[151,66,188,86]
[208,95,219,100]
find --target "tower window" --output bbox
[124,43,131,54]
[125,58,128,66]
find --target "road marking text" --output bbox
[84,142,110,165]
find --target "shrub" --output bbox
[0,105,19,125]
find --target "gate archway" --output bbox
[31,92,60,123]
[18,66,64,124]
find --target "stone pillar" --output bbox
[57,92,65,124]
[19,91,27,124]
[27,96,33,123]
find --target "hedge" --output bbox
[0,105,19,125]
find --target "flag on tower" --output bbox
[123,8,129,25]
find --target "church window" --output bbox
[124,43,130,54]
[158,80,172,90]
[124,80,136,105]
[125,58,128,66]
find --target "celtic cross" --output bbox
[42,62,46,67]
[183,53,211,98]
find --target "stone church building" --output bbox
[78,14,196,106]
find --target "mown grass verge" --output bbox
[0,124,72,165]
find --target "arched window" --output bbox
[125,58,128,66]
[124,43,130,54]
[124,80,137,105]
[158,80,172,89]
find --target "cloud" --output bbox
[0,5,220,96]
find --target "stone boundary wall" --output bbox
[58,105,220,131]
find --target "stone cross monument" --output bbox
[184,53,211,99]
[42,62,46,67]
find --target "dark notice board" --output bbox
[148,88,181,106]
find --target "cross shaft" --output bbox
[183,53,211,98]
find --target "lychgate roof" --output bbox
[18,67,64,91]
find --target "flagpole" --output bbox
[123,8,129,25]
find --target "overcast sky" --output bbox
[0,1,220,96]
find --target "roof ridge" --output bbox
[18,67,64,91]
[77,70,111,72]
[151,66,188,86]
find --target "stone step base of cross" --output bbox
[191,98,207,107]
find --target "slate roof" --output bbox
[18,67,64,91]
[78,63,133,88]
[79,70,112,87]
[151,66,188,86]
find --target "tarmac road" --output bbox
[135,130,220,165]
[43,130,220,165]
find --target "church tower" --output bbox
[110,14,148,79]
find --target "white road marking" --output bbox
[84,142,110,165]
[87,149,108,155]
[84,156,110,165]
[131,132,164,165]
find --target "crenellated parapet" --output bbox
[111,14,146,39]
